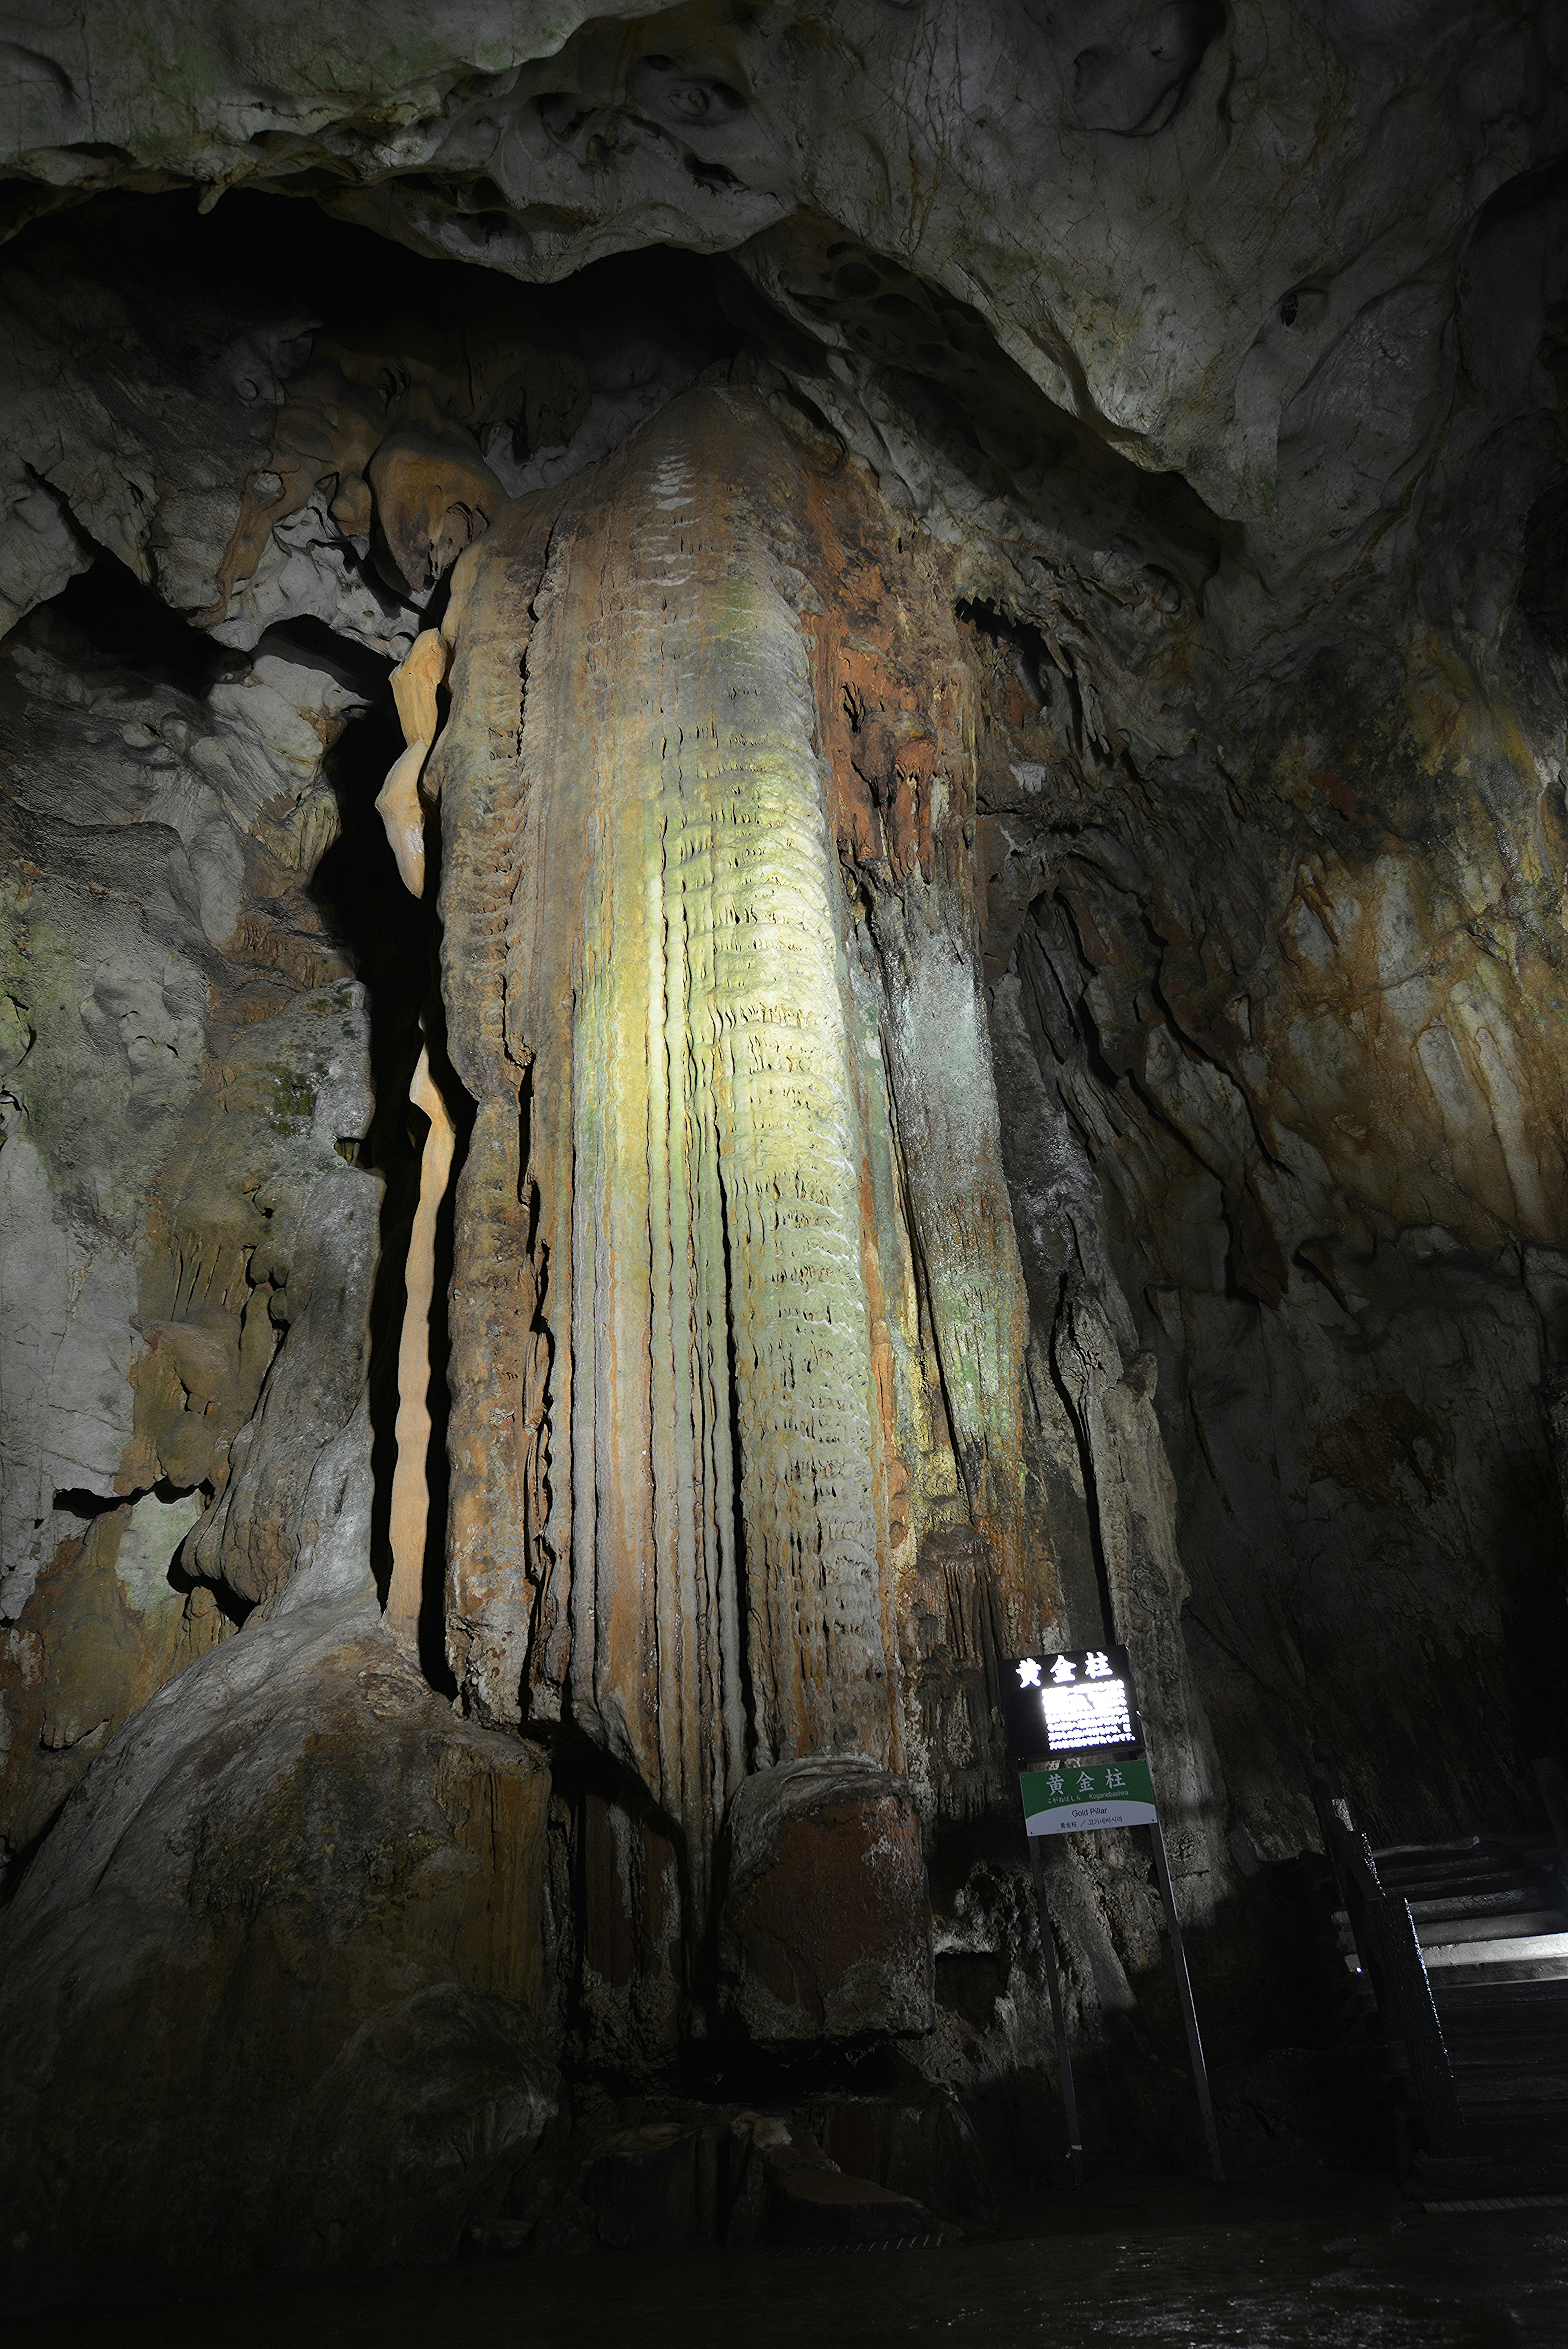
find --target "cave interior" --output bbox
[1,0,1567,2297]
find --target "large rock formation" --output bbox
[0,0,1564,2287]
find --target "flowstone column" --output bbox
[431,389,898,1886]
[392,384,1063,1944]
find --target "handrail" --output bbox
[1309,1750,1466,2158]
[1533,1757,1568,1886]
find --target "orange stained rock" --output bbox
[385,1041,457,1658]
[368,425,504,596]
[376,627,450,898]
[207,314,587,623]
[420,387,1062,1915]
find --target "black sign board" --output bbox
[1002,1643,1145,1766]
[1004,1639,1223,2182]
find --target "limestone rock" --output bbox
[575,2120,733,2252]
[0,522,378,1878]
[430,384,1060,1942]
[766,2160,945,2249]
[0,222,276,634]
[187,1106,379,1611]
[479,2093,978,2249]
[718,1755,935,2043]
[0,1589,558,2278]
[3,1,1561,610]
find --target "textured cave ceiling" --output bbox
[1,0,1567,2288]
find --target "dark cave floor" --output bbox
[20,2167,1568,2348]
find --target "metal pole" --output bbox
[1028,1838,1084,2176]
[1147,1818,1224,2183]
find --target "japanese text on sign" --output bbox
[1017,1754,1158,1836]
[1001,1644,1144,1764]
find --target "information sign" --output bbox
[1018,1753,1158,1836]
[1003,1639,1224,2182]
[1003,1643,1145,1768]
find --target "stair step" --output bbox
[1437,1976,1568,2009]
[1417,1910,1567,1948]
[1374,1836,1483,1863]
[1457,2076,1568,2114]
[1408,1888,1557,1922]
[1380,1847,1521,1868]
[1422,1936,1568,1984]
[1449,2039,1568,2068]
[1452,2037,1568,2063]
[1454,2120,1568,2156]
[1412,2158,1568,2201]
[1440,2010,1568,2042]
[1382,1868,1535,1899]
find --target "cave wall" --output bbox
[0,570,378,1838]
[0,0,1565,2282]
[996,640,1568,1855]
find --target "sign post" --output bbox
[1027,1837,1084,2176]
[1004,1643,1224,2185]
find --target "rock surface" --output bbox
[430,382,1055,1861]
[719,1755,936,2043]
[0,1584,557,2280]
[0,552,381,1867]
[0,0,1564,2292]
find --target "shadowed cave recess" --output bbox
[0,0,1566,2293]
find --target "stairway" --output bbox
[1371,1834,1568,2200]
[1318,1803,1568,2204]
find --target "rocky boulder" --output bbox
[0,1582,557,2289]
[718,1755,935,2043]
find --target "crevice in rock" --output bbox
[47,1487,123,1520]
[45,543,244,693]
[714,1160,757,1782]
[308,683,440,1649]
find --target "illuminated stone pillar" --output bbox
[425,385,1061,1920]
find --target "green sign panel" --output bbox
[1018,1753,1158,1837]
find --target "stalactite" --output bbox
[385,1039,456,1656]
[375,627,450,897]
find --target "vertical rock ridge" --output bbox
[384,1040,455,1656]
[431,386,1073,1910]
[438,390,905,1910]
[431,489,573,1728]
[792,463,1057,1665]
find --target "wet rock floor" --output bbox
[24,2171,1568,2347]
